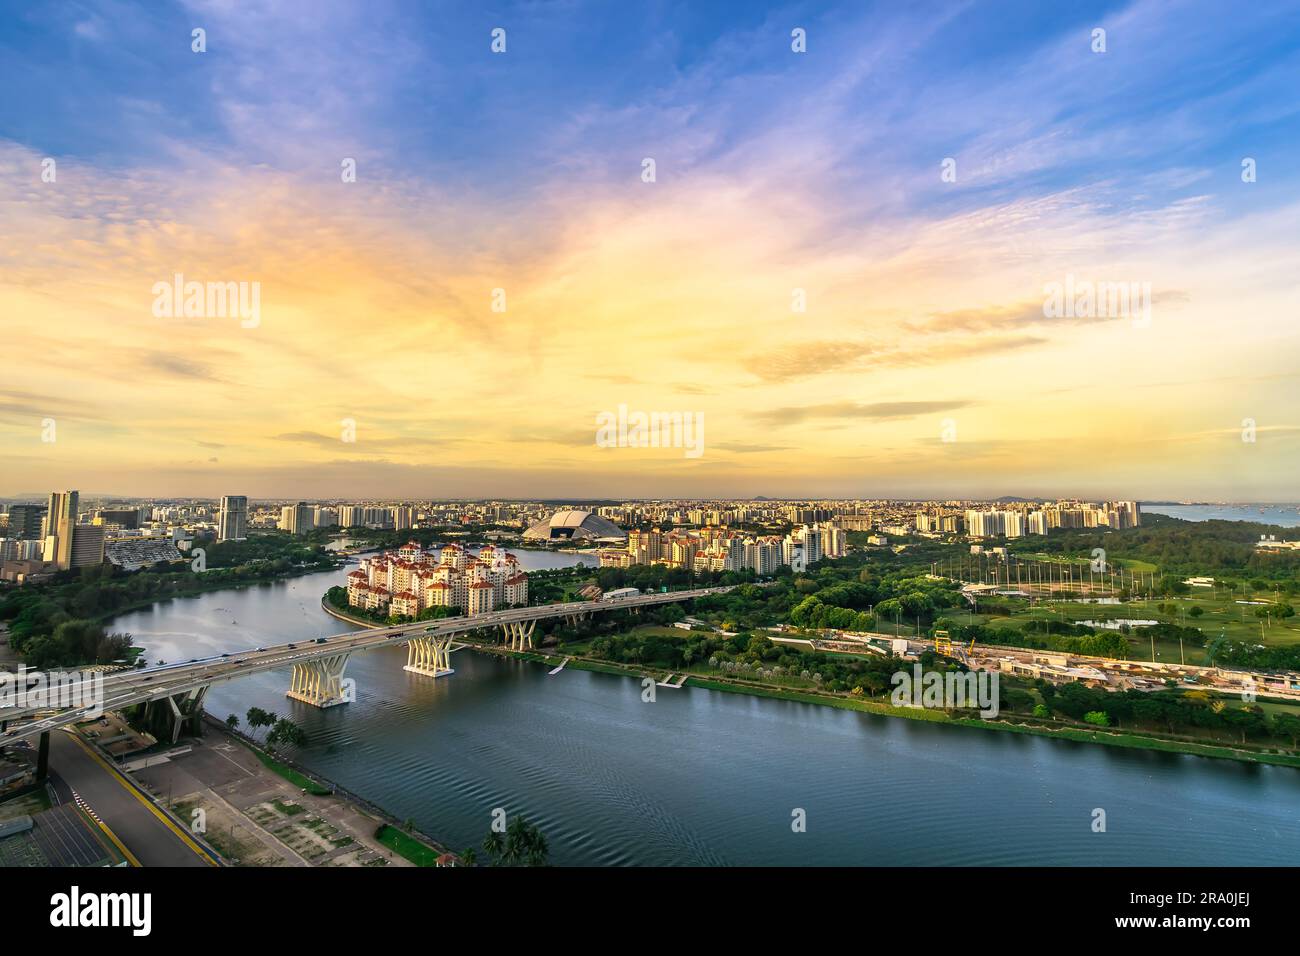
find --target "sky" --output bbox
[1,0,1299,502]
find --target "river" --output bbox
[108,552,1300,866]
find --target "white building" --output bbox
[218,495,248,542]
[347,542,528,618]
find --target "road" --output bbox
[0,586,739,743]
[48,730,218,867]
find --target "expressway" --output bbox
[0,586,735,744]
[47,730,219,866]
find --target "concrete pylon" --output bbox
[151,685,210,744]
[404,634,455,678]
[499,621,535,651]
[286,654,351,708]
[36,730,49,781]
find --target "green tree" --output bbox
[245,706,276,741]
[265,718,308,750]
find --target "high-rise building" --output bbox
[94,509,141,530]
[218,495,249,541]
[820,524,847,558]
[69,525,105,568]
[6,504,46,540]
[280,502,314,535]
[44,490,79,570]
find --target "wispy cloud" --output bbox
[753,400,974,427]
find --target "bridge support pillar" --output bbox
[144,686,210,744]
[500,621,535,651]
[36,730,49,781]
[404,635,454,678]
[286,654,351,708]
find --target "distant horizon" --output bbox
[3,490,1296,507]
[3,1,1299,502]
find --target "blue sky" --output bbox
[2,0,1299,499]
[6,0,1297,201]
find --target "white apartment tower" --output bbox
[218,495,248,541]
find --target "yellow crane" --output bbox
[933,629,976,661]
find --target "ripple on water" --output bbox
[113,571,1300,866]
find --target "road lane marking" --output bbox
[64,731,220,866]
[70,786,140,867]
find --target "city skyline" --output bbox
[4,0,1300,501]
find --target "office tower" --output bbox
[218,495,249,541]
[69,525,105,568]
[94,508,141,530]
[45,490,79,569]
[7,504,46,540]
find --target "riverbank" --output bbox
[154,715,456,867]
[320,595,379,628]
[457,637,1300,770]
[318,585,1300,769]
[2,557,346,672]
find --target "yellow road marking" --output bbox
[87,810,141,867]
[64,730,219,866]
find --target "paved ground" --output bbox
[48,730,216,867]
[133,728,412,867]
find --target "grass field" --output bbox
[964,590,1300,665]
[237,738,332,796]
[374,824,442,866]
[1012,552,1157,573]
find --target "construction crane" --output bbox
[933,629,977,663]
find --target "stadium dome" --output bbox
[523,509,626,541]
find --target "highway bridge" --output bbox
[0,586,735,747]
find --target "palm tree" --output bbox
[504,816,549,866]
[525,827,549,867]
[482,829,505,863]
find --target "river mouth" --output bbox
[107,564,1300,866]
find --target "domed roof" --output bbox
[523,509,626,541]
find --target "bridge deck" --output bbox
[0,586,736,743]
